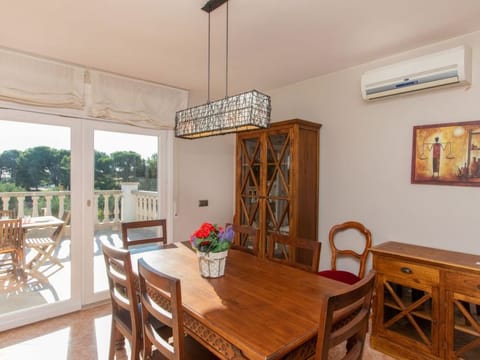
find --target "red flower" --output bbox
[194,222,216,239]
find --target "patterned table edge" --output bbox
[184,312,317,360]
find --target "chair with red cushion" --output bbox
[318,221,372,285]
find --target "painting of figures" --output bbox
[412,120,480,186]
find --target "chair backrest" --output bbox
[267,233,321,272]
[138,257,185,360]
[0,218,23,250]
[329,221,372,279]
[0,209,15,219]
[101,240,141,355]
[60,211,71,225]
[121,219,167,249]
[51,211,71,241]
[315,270,376,360]
[227,223,259,256]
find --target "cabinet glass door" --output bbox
[238,137,261,230]
[381,277,437,353]
[265,132,290,234]
[449,294,480,359]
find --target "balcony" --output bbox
[0,183,159,317]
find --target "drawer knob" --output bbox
[401,267,412,274]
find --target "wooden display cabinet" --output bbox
[235,119,320,259]
[371,241,480,359]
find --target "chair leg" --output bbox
[131,335,141,360]
[109,319,122,360]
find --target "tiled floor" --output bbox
[0,302,394,360]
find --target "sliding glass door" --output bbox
[82,121,172,304]
[0,111,173,329]
[0,111,82,331]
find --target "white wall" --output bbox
[173,87,236,242]
[174,31,480,272]
[269,31,480,271]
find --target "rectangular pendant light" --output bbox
[175,89,271,139]
[174,0,271,139]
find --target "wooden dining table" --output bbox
[131,241,349,360]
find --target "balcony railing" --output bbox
[0,183,157,223]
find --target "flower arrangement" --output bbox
[190,222,234,253]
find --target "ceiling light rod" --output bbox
[203,0,229,102]
[201,0,228,13]
[174,0,271,139]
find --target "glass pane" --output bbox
[383,281,433,346]
[265,132,290,236]
[452,299,480,359]
[271,242,290,261]
[0,120,71,316]
[93,130,158,294]
[266,199,289,233]
[239,137,261,228]
[241,138,261,195]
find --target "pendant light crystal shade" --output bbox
[175,89,271,139]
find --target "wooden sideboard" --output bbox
[370,241,480,360]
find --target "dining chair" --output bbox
[0,218,23,278]
[226,223,259,256]
[24,211,71,275]
[267,233,321,272]
[102,240,142,360]
[121,219,167,251]
[318,221,372,285]
[138,258,217,360]
[314,270,376,360]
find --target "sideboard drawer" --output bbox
[444,270,480,296]
[374,256,440,285]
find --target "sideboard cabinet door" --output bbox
[371,241,480,360]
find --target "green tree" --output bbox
[16,146,54,190]
[111,151,143,182]
[59,152,71,189]
[49,149,70,187]
[94,151,116,190]
[0,149,21,182]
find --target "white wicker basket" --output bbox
[197,250,228,278]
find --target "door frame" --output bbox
[81,119,174,305]
[0,109,83,331]
[0,109,174,329]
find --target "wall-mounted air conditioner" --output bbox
[361,45,472,100]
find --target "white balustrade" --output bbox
[134,191,159,220]
[0,188,157,222]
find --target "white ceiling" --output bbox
[1,0,480,99]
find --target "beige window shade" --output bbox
[89,70,188,129]
[0,49,85,109]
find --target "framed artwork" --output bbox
[412,120,480,187]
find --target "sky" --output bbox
[0,120,157,159]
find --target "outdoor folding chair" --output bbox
[0,218,23,278]
[24,211,70,278]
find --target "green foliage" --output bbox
[0,182,25,192]
[0,148,157,192]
